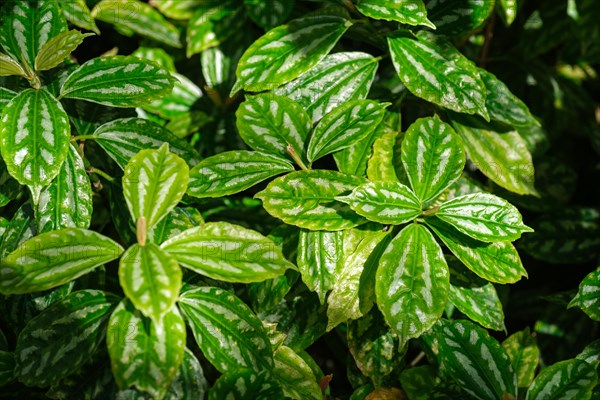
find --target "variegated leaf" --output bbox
[497,0,518,26]
[425,217,527,284]
[0,202,36,259]
[307,100,388,163]
[236,94,311,165]
[59,0,100,34]
[426,0,494,35]
[401,117,465,204]
[568,267,600,321]
[577,339,600,367]
[0,351,15,387]
[256,170,368,231]
[0,87,17,113]
[0,52,27,78]
[147,207,202,245]
[433,319,517,400]
[186,2,245,57]
[142,72,202,119]
[0,88,70,202]
[208,369,283,400]
[246,0,294,30]
[502,328,540,388]
[187,150,294,198]
[36,144,92,233]
[161,222,294,282]
[234,16,351,92]
[164,348,208,400]
[272,346,322,400]
[526,359,597,400]
[59,56,175,107]
[119,243,182,323]
[436,193,533,242]
[375,223,449,348]
[274,52,379,122]
[92,0,181,48]
[356,0,434,28]
[367,131,398,183]
[14,290,118,387]
[131,46,176,72]
[123,144,189,232]
[0,228,124,295]
[179,286,274,372]
[107,300,186,399]
[34,29,93,72]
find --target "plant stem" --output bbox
[421,206,439,217]
[287,144,310,171]
[480,13,496,68]
[88,167,115,183]
[71,135,97,141]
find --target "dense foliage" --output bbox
[0,0,599,399]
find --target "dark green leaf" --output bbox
[298,230,342,304]
[208,369,283,400]
[526,359,597,400]
[0,351,15,387]
[147,207,202,245]
[164,348,208,400]
[426,0,494,35]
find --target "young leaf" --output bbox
[187,150,294,198]
[502,328,540,388]
[356,0,434,28]
[0,228,124,295]
[376,223,449,348]
[256,170,368,231]
[14,290,118,387]
[161,222,294,283]
[59,0,100,34]
[59,56,175,107]
[568,267,600,321]
[234,15,351,92]
[526,359,597,400]
[186,3,245,57]
[119,243,182,323]
[179,286,274,372]
[272,346,322,400]
[307,100,388,162]
[34,29,93,72]
[336,181,422,225]
[367,131,398,184]
[401,117,466,204]
[0,52,27,78]
[0,88,70,202]
[122,144,189,231]
[208,369,283,400]
[426,0,494,35]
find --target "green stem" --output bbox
[287,144,310,171]
[89,167,115,183]
[71,135,97,142]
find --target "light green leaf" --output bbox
[356,0,434,28]
[0,228,124,295]
[433,319,517,400]
[496,0,518,26]
[576,339,600,367]
[256,170,368,231]
[426,0,494,35]
[59,0,100,34]
[307,100,388,163]
[0,88,70,202]
[234,15,351,92]
[162,222,294,282]
[123,144,189,231]
[272,346,322,400]
[336,181,422,225]
[152,0,202,20]
[107,300,186,399]
[367,131,398,184]
[0,52,27,77]
[208,369,283,400]
[60,56,175,107]
[119,243,182,323]
[401,117,465,204]
[0,351,15,387]
[186,3,245,57]
[425,217,527,284]
[236,94,311,165]
[92,0,181,47]
[187,150,294,198]
[142,72,202,119]
[148,207,202,245]
[14,290,118,387]
[569,267,600,321]
[34,29,93,72]
[375,223,449,348]
[502,328,540,388]
[36,144,93,233]
[164,348,208,400]
[179,286,273,372]
[246,0,294,30]
[526,359,597,400]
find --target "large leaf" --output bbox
[234,15,351,92]
[14,290,118,387]
[526,359,598,400]
[179,286,273,373]
[34,29,93,72]
[119,243,182,323]
[0,228,124,295]
[502,328,540,388]
[401,117,465,204]
[59,0,99,34]
[272,346,322,400]
[162,222,294,282]
[59,56,175,107]
[356,0,434,28]
[0,88,70,201]
[426,0,494,36]
[569,267,600,321]
[208,369,283,400]
[376,223,449,348]
[256,170,367,231]
[186,2,244,57]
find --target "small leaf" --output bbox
[272,346,322,400]
[576,339,600,367]
[0,52,27,77]
[59,0,100,34]
[186,3,245,57]
[426,0,494,35]
[496,0,519,26]
[502,328,540,388]
[568,267,600,321]
[526,359,597,400]
[208,369,283,400]
[34,29,93,71]
[356,0,434,28]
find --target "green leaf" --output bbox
[152,0,201,20]
[147,207,202,245]
[272,346,322,400]
[123,144,189,231]
[131,46,176,72]
[336,181,422,225]
[388,32,489,119]
[142,72,202,119]
[569,267,600,321]
[496,0,518,26]
[208,369,283,400]
[162,222,294,283]
[526,359,598,400]
[59,0,100,34]
[179,286,274,372]
[375,223,449,348]
[256,170,368,231]
[45,356,118,400]
[119,243,182,323]
[0,87,17,113]
[186,3,245,57]
[0,88,70,201]
[234,15,351,92]
[401,117,465,204]
[34,29,93,72]
[14,290,118,387]
[0,351,15,387]
[92,0,181,48]
[0,228,123,295]
[425,217,527,284]
[187,151,294,198]
[426,0,494,36]
[0,52,27,77]
[164,348,208,400]
[36,144,93,233]
[576,339,600,367]
[367,131,399,184]
[399,365,438,400]
[246,0,294,30]
[107,300,186,399]
[356,0,434,28]
[274,52,379,122]
[307,100,388,162]
[0,202,36,259]
[59,56,175,107]
[236,94,311,165]
[502,328,540,388]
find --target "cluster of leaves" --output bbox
[0,0,599,399]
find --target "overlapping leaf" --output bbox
[367,131,398,184]
[272,346,322,400]
[148,207,202,245]
[59,0,99,34]
[356,0,434,28]
[34,29,93,72]
[449,279,505,331]
[526,359,597,400]
[165,348,208,400]
[186,2,244,57]
[143,73,202,119]
[426,0,494,35]
[246,0,294,30]
[208,369,283,400]
[568,267,600,321]
[0,53,27,78]
[152,0,201,19]
[502,328,540,388]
